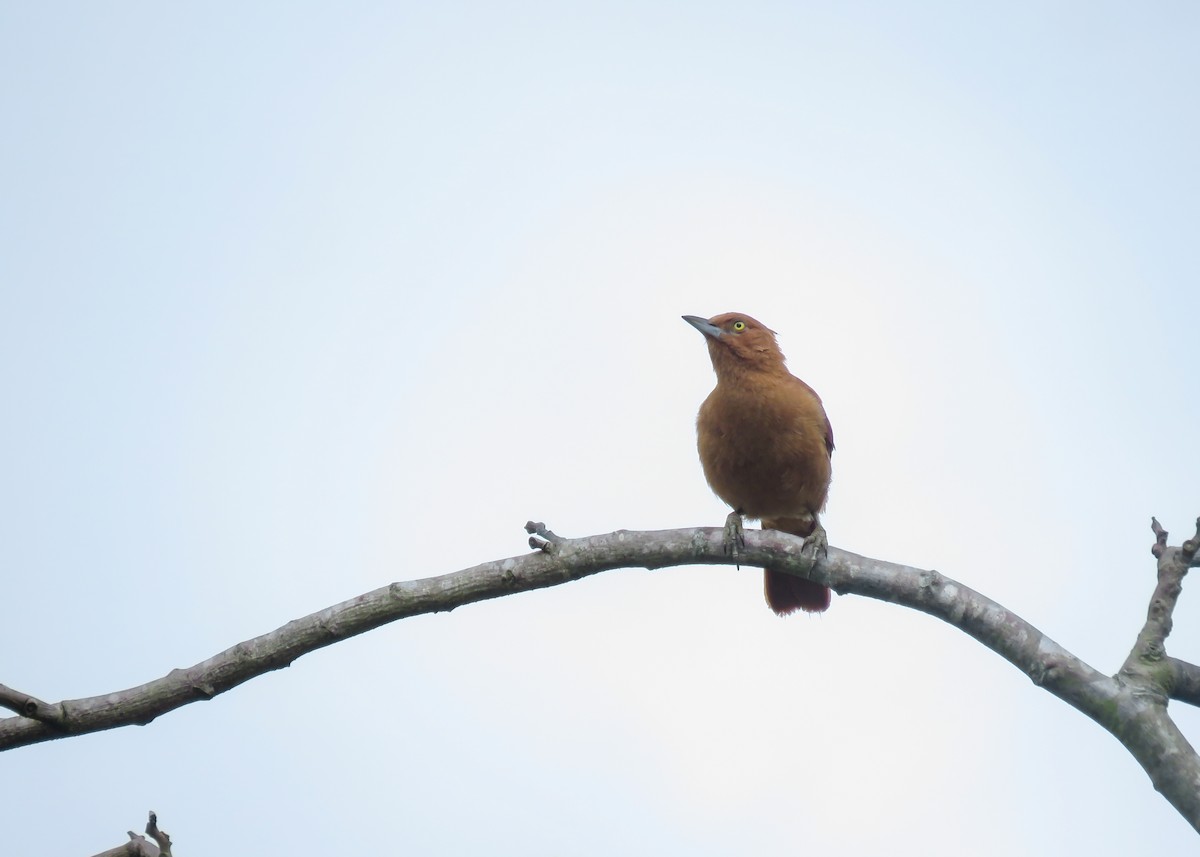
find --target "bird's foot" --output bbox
[800,522,828,562]
[723,511,746,569]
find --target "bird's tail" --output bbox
[761,516,831,615]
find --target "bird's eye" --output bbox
[732,320,746,331]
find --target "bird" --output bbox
[683,312,834,615]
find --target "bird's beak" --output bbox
[682,315,722,340]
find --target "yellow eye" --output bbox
[732,320,746,331]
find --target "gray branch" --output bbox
[1122,518,1200,687]
[1169,658,1200,707]
[6,520,1200,834]
[89,812,167,857]
[0,683,63,725]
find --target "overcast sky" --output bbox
[3,3,1200,854]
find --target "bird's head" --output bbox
[682,312,786,376]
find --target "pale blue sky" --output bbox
[3,3,1199,854]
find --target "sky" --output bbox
[2,2,1199,854]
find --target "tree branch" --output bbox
[1168,658,1200,707]
[145,811,172,856]
[1136,518,1200,714]
[89,811,167,857]
[6,521,1200,833]
[0,683,64,725]
[1121,518,1199,690]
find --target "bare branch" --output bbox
[88,811,168,857]
[1121,518,1196,698]
[1168,658,1200,708]
[0,683,64,726]
[1152,517,1169,558]
[89,834,157,856]
[525,520,562,553]
[1183,517,1200,565]
[5,523,1200,833]
[146,811,172,857]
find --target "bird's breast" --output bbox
[696,380,831,520]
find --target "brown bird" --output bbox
[683,312,834,615]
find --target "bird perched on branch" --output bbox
[683,312,834,615]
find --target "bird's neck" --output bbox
[710,356,789,388]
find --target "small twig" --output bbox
[123,833,157,856]
[146,811,172,856]
[88,828,160,856]
[1152,517,1169,559]
[1121,516,1197,696]
[525,520,562,553]
[0,683,64,726]
[1181,517,1200,565]
[1168,658,1200,708]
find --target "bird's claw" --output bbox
[800,522,828,562]
[723,511,746,569]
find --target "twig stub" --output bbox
[146,811,172,856]
[525,521,562,553]
[1152,517,1169,559]
[1181,517,1200,563]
